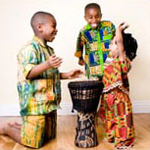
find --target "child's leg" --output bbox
[104,113,115,143]
[113,90,135,149]
[21,115,46,148]
[99,89,135,148]
[44,110,57,141]
[98,93,115,142]
[0,119,21,144]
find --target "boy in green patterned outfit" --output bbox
[75,3,115,79]
[0,11,83,148]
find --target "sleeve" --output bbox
[18,45,38,78]
[121,58,131,73]
[111,22,116,36]
[74,30,85,58]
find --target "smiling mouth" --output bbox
[52,33,56,38]
[91,23,98,28]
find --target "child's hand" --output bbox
[119,22,129,31]
[68,69,85,79]
[47,54,62,68]
[78,59,85,66]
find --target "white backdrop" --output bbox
[0,0,150,115]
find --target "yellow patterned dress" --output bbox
[98,57,135,148]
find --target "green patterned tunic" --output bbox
[75,21,115,78]
[17,36,61,116]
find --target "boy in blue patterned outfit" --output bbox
[75,3,115,79]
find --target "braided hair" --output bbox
[122,33,138,61]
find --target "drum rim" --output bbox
[68,80,104,89]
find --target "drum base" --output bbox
[75,112,98,148]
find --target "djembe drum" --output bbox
[68,80,104,148]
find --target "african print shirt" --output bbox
[75,21,115,78]
[103,57,131,94]
[17,36,61,116]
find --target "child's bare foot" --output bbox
[0,118,20,135]
[0,121,10,135]
[10,122,21,130]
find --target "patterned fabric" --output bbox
[103,57,131,94]
[75,21,115,78]
[75,112,98,148]
[17,36,61,116]
[21,111,57,148]
[98,57,135,148]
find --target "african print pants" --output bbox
[98,88,135,148]
[21,110,57,148]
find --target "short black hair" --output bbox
[30,11,54,33]
[123,33,138,61]
[85,3,101,14]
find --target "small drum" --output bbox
[68,80,104,113]
[68,80,104,148]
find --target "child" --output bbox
[98,22,137,149]
[75,3,115,79]
[0,11,83,148]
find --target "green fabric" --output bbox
[97,30,104,75]
[75,21,116,78]
[17,36,61,116]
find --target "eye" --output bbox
[96,15,100,19]
[88,16,92,19]
[52,24,56,28]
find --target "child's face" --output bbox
[84,8,102,29]
[42,17,58,42]
[109,37,119,57]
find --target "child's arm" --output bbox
[78,56,85,66]
[75,31,85,66]
[60,69,84,79]
[27,54,62,79]
[116,23,129,61]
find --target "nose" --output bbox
[92,17,97,23]
[55,29,58,34]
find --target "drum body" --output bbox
[68,80,104,148]
[68,80,104,113]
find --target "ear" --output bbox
[100,13,102,19]
[84,15,87,22]
[37,23,43,32]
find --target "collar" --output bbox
[32,36,46,48]
[85,22,102,30]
